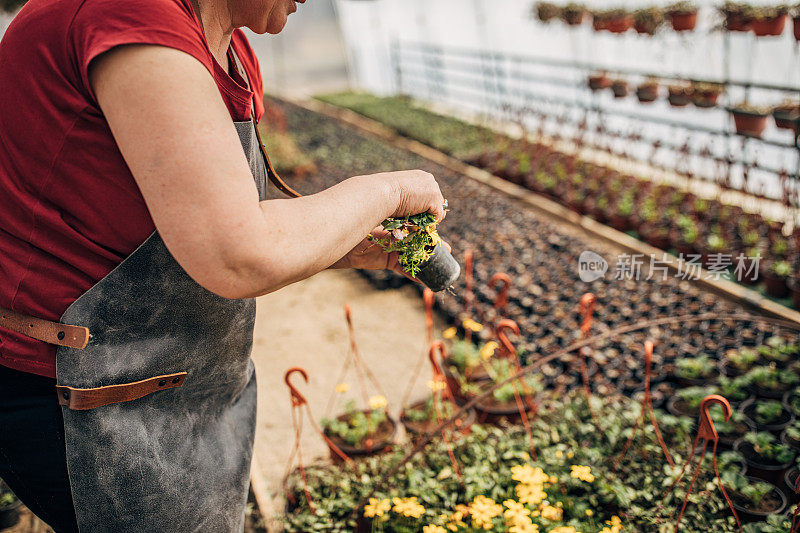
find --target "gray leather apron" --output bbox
[53,50,281,532]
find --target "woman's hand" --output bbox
[379,169,447,222]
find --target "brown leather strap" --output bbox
[0,307,90,349]
[228,46,302,199]
[56,372,188,410]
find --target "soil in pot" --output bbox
[323,410,397,461]
[727,475,788,523]
[731,108,769,137]
[400,397,476,440]
[742,398,794,433]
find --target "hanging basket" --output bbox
[323,411,397,462]
[400,399,477,441]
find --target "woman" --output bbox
[0,0,446,530]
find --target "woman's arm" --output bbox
[90,44,445,298]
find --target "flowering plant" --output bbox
[376,212,440,278]
[321,397,388,447]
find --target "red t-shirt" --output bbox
[0,0,265,378]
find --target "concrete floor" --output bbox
[250,269,445,502]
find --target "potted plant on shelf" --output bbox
[633,7,665,34]
[735,431,796,485]
[667,84,692,107]
[0,482,21,531]
[636,78,660,102]
[588,71,612,91]
[772,102,800,133]
[721,470,788,522]
[534,2,562,23]
[376,212,460,292]
[666,1,699,31]
[741,398,794,432]
[560,3,587,25]
[593,8,634,33]
[719,1,755,31]
[761,259,792,298]
[321,398,397,460]
[610,79,629,98]
[745,365,799,400]
[750,4,789,36]
[730,103,770,137]
[691,82,724,108]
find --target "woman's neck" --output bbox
[189,0,235,67]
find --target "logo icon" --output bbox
[578,251,608,282]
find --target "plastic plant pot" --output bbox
[731,109,768,137]
[728,477,788,523]
[735,438,796,486]
[752,15,787,36]
[741,398,794,433]
[669,11,698,31]
[415,242,460,292]
[784,467,799,504]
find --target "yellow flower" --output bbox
[509,517,539,533]
[516,483,547,506]
[585,509,594,517]
[363,498,390,518]
[480,341,498,360]
[503,500,531,525]
[392,497,425,518]
[427,379,447,392]
[566,451,574,459]
[548,475,558,484]
[607,516,622,526]
[569,465,595,483]
[369,395,388,410]
[549,527,579,533]
[470,495,503,529]
[512,465,550,486]
[540,505,563,522]
[462,318,483,332]
[335,382,349,394]
[443,327,457,339]
[555,450,564,458]
[423,526,447,533]
[426,224,441,246]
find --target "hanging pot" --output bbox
[324,411,397,462]
[400,398,477,442]
[668,11,698,31]
[752,15,787,36]
[731,109,768,137]
[416,242,461,292]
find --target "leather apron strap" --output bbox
[229,47,302,199]
[0,306,89,349]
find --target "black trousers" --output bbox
[0,364,79,532]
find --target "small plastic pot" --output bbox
[669,11,698,31]
[735,438,796,486]
[728,477,788,523]
[784,467,799,504]
[416,242,461,292]
[752,15,787,36]
[742,398,794,432]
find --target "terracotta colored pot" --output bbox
[588,75,612,91]
[668,90,691,107]
[693,91,721,108]
[324,412,397,462]
[726,14,752,31]
[611,82,629,98]
[794,16,800,41]
[669,11,698,31]
[772,107,800,134]
[592,18,608,31]
[636,86,659,103]
[400,399,477,442]
[563,11,585,25]
[606,15,633,33]
[732,110,768,137]
[752,15,787,36]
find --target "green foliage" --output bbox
[727,348,759,372]
[404,396,455,423]
[753,400,785,425]
[720,470,773,506]
[677,385,718,410]
[0,489,17,507]
[377,213,439,278]
[675,353,715,379]
[745,365,798,391]
[743,432,795,463]
[314,93,497,160]
[449,340,482,372]
[322,400,388,447]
